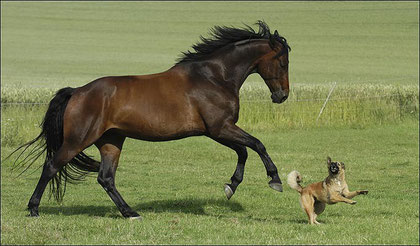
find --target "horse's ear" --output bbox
[269,30,280,49]
[269,34,276,49]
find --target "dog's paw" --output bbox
[359,190,368,195]
[350,200,357,205]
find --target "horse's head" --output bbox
[257,30,291,104]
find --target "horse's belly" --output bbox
[119,122,205,141]
[123,128,204,141]
[120,126,204,141]
[112,106,206,141]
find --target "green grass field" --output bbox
[1,1,419,245]
[1,1,418,87]
[1,123,418,244]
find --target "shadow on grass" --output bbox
[39,205,118,218]
[39,197,244,218]
[38,199,314,224]
[287,218,311,224]
[133,197,244,215]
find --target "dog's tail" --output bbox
[287,170,303,193]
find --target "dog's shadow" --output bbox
[39,197,244,218]
[287,218,327,224]
[288,219,311,224]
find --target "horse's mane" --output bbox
[176,20,290,64]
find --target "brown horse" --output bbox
[11,21,291,219]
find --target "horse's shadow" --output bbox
[40,197,244,218]
[134,197,244,215]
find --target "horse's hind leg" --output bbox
[213,139,248,200]
[95,134,140,219]
[27,145,81,216]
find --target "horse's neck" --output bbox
[190,40,271,94]
[221,40,271,93]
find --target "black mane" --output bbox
[176,20,290,64]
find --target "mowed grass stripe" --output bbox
[1,2,418,87]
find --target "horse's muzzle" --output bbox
[271,90,288,104]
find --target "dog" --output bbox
[287,157,368,224]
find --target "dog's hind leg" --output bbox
[300,194,318,224]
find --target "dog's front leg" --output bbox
[343,189,368,199]
[329,192,357,204]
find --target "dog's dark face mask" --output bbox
[329,162,340,175]
[327,156,344,175]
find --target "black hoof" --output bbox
[27,208,39,217]
[123,210,141,219]
[224,184,234,200]
[268,180,283,192]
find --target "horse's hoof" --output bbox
[129,216,143,221]
[269,181,283,192]
[224,184,234,200]
[27,208,39,217]
[27,212,39,217]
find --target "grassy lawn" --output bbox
[1,1,419,245]
[1,1,418,88]
[1,122,418,244]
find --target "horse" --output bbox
[10,20,291,219]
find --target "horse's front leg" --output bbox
[211,139,248,199]
[209,122,283,193]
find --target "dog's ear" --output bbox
[341,162,346,170]
[327,156,332,166]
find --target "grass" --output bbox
[1,2,418,88]
[238,83,419,129]
[1,1,419,245]
[1,84,419,147]
[1,122,419,244]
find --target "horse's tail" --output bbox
[7,87,100,202]
[287,170,303,193]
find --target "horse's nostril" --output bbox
[280,95,288,103]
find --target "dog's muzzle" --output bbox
[329,163,339,174]
[271,90,288,104]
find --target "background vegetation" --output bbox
[1,1,418,245]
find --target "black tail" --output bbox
[6,87,100,202]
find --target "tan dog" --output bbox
[287,157,368,224]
